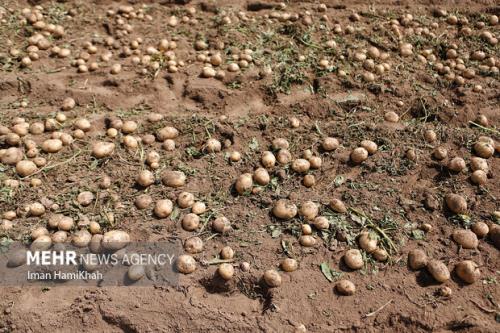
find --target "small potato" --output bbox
[358,231,378,253]
[181,213,200,231]
[178,192,195,208]
[276,149,292,165]
[212,216,231,233]
[427,260,450,283]
[313,216,329,230]
[61,97,76,111]
[1,147,23,165]
[447,157,466,172]
[73,229,92,247]
[121,120,137,134]
[299,201,319,221]
[292,159,310,173]
[191,201,206,215]
[235,173,253,194]
[157,126,179,141]
[470,170,487,185]
[360,140,377,154]
[176,254,196,274]
[273,199,297,220]
[102,230,130,250]
[470,157,488,173]
[336,279,356,296]
[344,249,363,270]
[89,221,101,234]
[137,170,155,187]
[205,138,222,153]
[218,263,234,280]
[455,260,480,284]
[31,227,49,240]
[29,202,45,216]
[303,174,316,187]
[281,258,298,272]
[452,229,478,249]
[445,194,467,214]
[92,142,115,158]
[220,246,234,259]
[372,248,388,262]
[351,147,368,164]
[474,141,494,158]
[154,199,173,218]
[263,269,282,287]
[272,138,289,150]
[261,151,276,168]
[408,249,427,270]
[253,168,270,185]
[184,237,204,254]
[322,137,339,151]
[77,191,94,206]
[128,264,145,281]
[329,199,347,213]
[433,147,448,160]
[308,156,322,169]
[299,235,316,247]
[58,216,74,231]
[16,160,38,177]
[135,194,152,209]
[31,235,52,251]
[471,222,489,238]
[41,139,63,153]
[162,170,186,188]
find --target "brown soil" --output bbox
[0,0,499,332]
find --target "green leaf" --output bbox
[271,228,282,238]
[412,229,425,240]
[334,175,345,187]
[320,262,342,283]
[249,138,259,151]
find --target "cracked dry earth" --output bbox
[0,0,499,332]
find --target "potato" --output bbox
[308,156,322,169]
[73,229,92,247]
[447,157,466,172]
[137,170,155,187]
[276,149,292,164]
[427,260,450,283]
[181,213,200,231]
[29,202,45,216]
[41,139,63,153]
[7,249,27,268]
[303,174,316,187]
[470,157,489,173]
[433,146,448,160]
[488,225,500,249]
[212,216,231,233]
[455,260,480,284]
[178,192,195,208]
[360,140,378,154]
[240,262,251,272]
[31,235,52,251]
[470,170,487,185]
[471,222,489,238]
[384,111,399,123]
[154,199,173,218]
[299,235,316,247]
[329,199,347,213]
[121,120,137,134]
[61,97,76,111]
[408,248,429,271]
[336,279,356,296]
[184,237,204,254]
[163,139,176,151]
[229,151,241,162]
[322,137,339,151]
[445,194,467,214]
[273,199,297,219]
[92,142,115,158]
[372,248,388,262]
[253,168,270,185]
[31,226,49,239]
[424,130,437,143]
[74,118,91,131]
[474,141,494,158]
[301,224,312,235]
[281,258,298,272]
[292,159,310,173]
[89,234,103,253]
[128,264,145,281]
[205,138,222,153]
[135,194,152,209]
[162,170,186,187]
[217,246,234,260]
[313,216,329,230]
[1,147,23,165]
[218,263,234,280]
[261,151,276,168]
[176,254,196,274]
[452,229,478,249]
[77,191,94,206]
[191,201,206,215]
[235,173,253,194]
[299,201,319,221]
[16,160,38,177]
[344,249,363,270]
[263,269,282,287]
[58,216,74,231]
[157,126,179,141]
[272,138,289,150]
[102,230,130,250]
[358,231,378,253]
[89,221,101,234]
[351,147,368,164]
